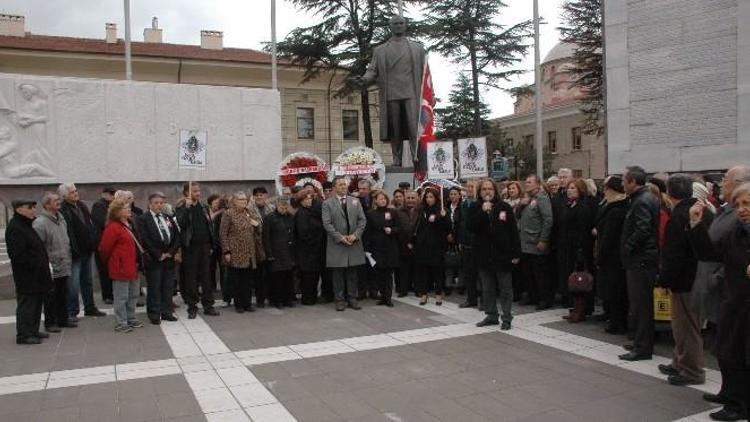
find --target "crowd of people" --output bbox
[6,165,750,421]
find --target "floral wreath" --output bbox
[330,146,386,191]
[276,152,329,195]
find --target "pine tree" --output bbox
[559,0,604,135]
[436,73,491,140]
[273,1,420,148]
[422,0,533,137]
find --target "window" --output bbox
[573,169,583,178]
[547,131,557,154]
[523,134,534,145]
[296,108,314,139]
[342,110,359,141]
[572,127,582,150]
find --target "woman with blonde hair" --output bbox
[98,199,143,333]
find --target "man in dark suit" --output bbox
[138,192,180,325]
[175,182,219,319]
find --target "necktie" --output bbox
[341,198,350,234]
[156,214,170,243]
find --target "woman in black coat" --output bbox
[414,188,449,306]
[689,183,750,419]
[294,192,325,305]
[364,191,401,307]
[557,179,595,322]
[263,198,296,308]
[594,176,630,334]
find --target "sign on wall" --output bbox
[426,141,454,180]
[457,137,487,179]
[178,129,208,170]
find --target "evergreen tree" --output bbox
[273,1,420,148]
[559,0,604,135]
[435,73,490,140]
[422,0,533,137]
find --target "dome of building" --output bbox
[543,42,576,64]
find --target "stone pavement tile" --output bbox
[117,377,158,401]
[276,357,324,378]
[37,406,80,422]
[250,362,293,382]
[0,410,38,422]
[293,373,349,396]
[487,387,558,419]
[283,396,344,422]
[419,374,481,399]
[40,386,81,410]
[0,389,43,415]
[78,382,118,404]
[570,393,682,421]
[387,379,443,402]
[517,376,620,409]
[352,385,415,412]
[164,415,207,422]
[316,391,380,420]
[420,399,488,422]
[78,401,118,422]
[622,383,714,417]
[157,391,204,419]
[117,396,161,422]
[455,392,518,420]
[263,377,315,402]
[515,408,582,422]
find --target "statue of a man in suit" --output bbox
[354,16,425,167]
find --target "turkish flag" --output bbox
[415,61,435,182]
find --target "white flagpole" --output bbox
[533,0,543,179]
[124,0,132,81]
[271,0,278,90]
[397,0,404,17]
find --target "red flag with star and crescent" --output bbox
[415,60,435,182]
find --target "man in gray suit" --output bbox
[322,177,367,311]
[355,16,426,167]
[518,174,554,309]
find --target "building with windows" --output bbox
[490,42,605,179]
[0,14,387,169]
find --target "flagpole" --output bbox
[397,0,404,17]
[124,0,132,80]
[533,0,543,179]
[271,0,278,90]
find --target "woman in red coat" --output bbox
[98,199,142,333]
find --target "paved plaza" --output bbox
[0,294,722,421]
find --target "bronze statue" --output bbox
[354,16,425,167]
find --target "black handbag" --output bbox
[444,244,461,268]
[567,249,593,293]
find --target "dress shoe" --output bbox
[459,302,477,308]
[623,344,634,351]
[34,331,50,339]
[419,296,428,306]
[67,316,79,323]
[476,319,499,327]
[376,299,387,306]
[535,302,552,310]
[618,351,652,361]
[235,307,246,314]
[59,321,77,328]
[709,408,747,421]
[187,308,198,319]
[335,301,346,311]
[668,373,704,386]
[16,336,41,345]
[84,308,106,317]
[149,318,161,325]
[161,314,178,322]
[703,393,728,405]
[658,364,679,376]
[348,300,362,310]
[397,292,407,298]
[203,308,220,316]
[45,325,62,333]
[245,305,256,312]
[501,321,512,331]
[385,301,394,307]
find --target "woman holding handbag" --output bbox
[98,199,143,333]
[443,187,463,296]
[364,191,401,307]
[557,179,595,322]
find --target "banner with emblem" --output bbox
[457,137,488,179]
[426,141,454,180]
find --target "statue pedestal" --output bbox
[384,166,416,193]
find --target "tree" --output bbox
[272,1,419,148]
[435,73,490,140]
[559,0,604,135]
[422,0,533,137]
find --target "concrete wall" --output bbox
[605,0,748,173]
[0,72,282,185]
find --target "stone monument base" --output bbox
[384,166,416,194]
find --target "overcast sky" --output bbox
[2,0,565,118]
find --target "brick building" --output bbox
[491,43,606,179]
